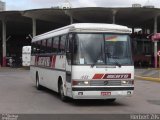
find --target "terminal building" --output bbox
[0,5,160,68]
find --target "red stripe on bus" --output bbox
[35,56,38,66]
[92,74,104,79]
[51,55,56,68]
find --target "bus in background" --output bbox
[22,46,31,67]
[30,23,134,102]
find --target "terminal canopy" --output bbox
[22,7,160,32]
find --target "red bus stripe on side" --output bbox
[51,55,56,68]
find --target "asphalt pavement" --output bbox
[0,68,160,114]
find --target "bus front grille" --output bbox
[90,80,121,86]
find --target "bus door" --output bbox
[65,34,73,97]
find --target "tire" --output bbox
[106,98,116,103]
[59,82,68,101]
[36,73,42,90]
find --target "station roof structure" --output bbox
[0,11,31,36]
[22,7,160,29]
[0,7,160,35]
[0,7,160,67]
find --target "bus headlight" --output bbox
[72,80,90,86]
[84,81,89,85]
[121,80,134,85]
[122,80,127,84]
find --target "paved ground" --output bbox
[0,68,160,114]
[135,69,160,78]
[135,68,160,82]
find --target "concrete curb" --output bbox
[135,75,160,82]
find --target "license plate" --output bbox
[101,92,111,96]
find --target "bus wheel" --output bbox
[36,73,42,90]
[59,82,67,101]
[106,98,116,103]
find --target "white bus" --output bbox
[30,23,134,102]
[22,46,31,67]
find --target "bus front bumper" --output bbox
[72,87,134,99]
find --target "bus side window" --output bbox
[36,41,42,54]
[52,36,59,53]
[60,35,66,53]
[41,39,47,53]
[47,38,53,53]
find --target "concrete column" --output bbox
[112,10,117,24]
[132,28,135,34]
[32,18,36,37]
[2,20,6,67]
[70,15,73,24]
[64,10,73,24]
[154,16,158,68]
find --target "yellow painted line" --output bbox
[147,68,160,70]
[135,75,160,82]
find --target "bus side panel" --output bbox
[30,55,67,95]
[38,68,63,92]
[30,66,60,92]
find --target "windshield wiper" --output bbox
[113,59,121,68]
[91,60,104,68]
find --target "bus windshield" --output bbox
[73,33,133,66]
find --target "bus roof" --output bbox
[32,23,132,42]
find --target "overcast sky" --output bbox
[4,0,160,10]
